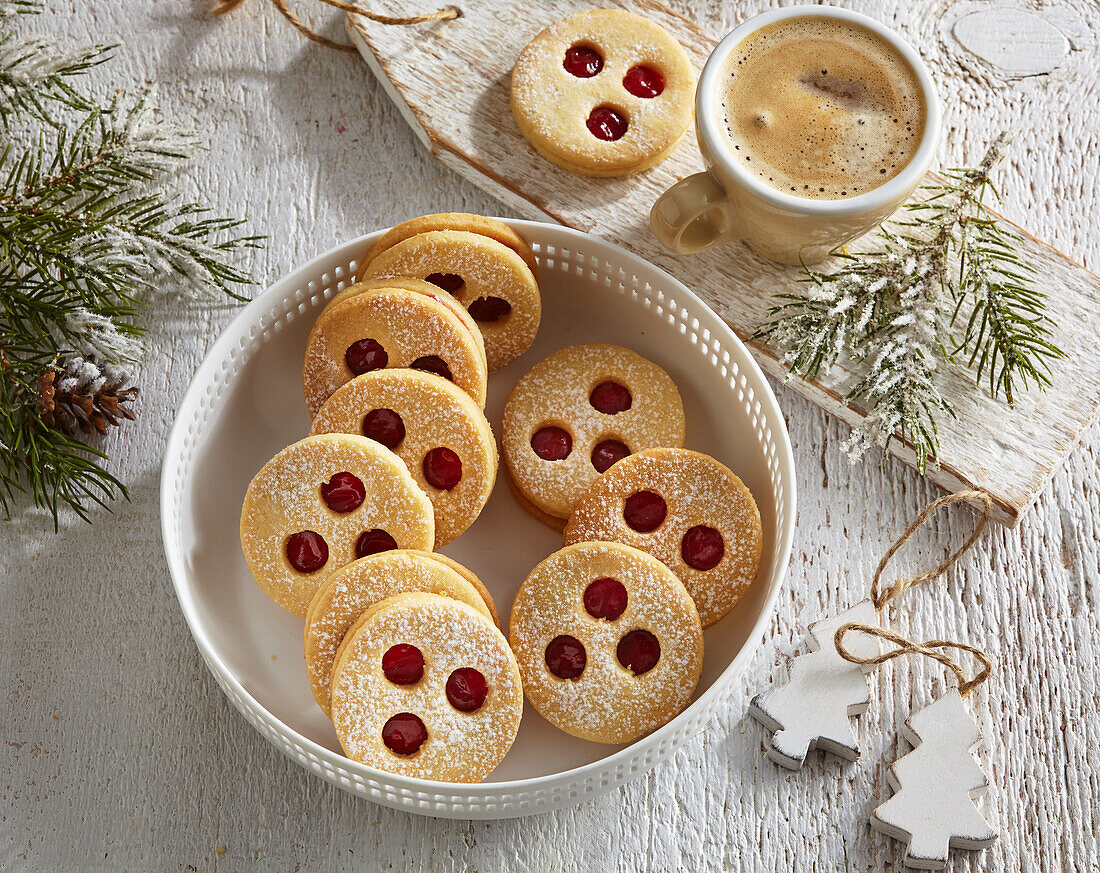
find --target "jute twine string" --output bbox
[214,0,460,53]
[834,624,993,696]
[870,489,993,610]
[834,489,995,697]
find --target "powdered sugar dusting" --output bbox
[502,344,684,520]
[239,434,435,617]
[563,448,762,628]
[331,593,523,782]
[303,550,491,716]
[509,542,703,743]
[302,287,487,416]
[511,9,695,172]
[361,230,541,372]
[311,369,498,546]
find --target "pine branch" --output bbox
[0,14,261,524]
[0,31,112,128]
[756,134,1064,472]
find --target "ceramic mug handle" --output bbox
[650,170,734,254]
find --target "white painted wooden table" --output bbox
[2,1,1097,870]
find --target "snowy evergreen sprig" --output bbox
[756,135,1063,474]
[0,5,259,523]
[0,1,112,129]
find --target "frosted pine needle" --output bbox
[756,134,1063,474]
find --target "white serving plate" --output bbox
[160,219,796,819]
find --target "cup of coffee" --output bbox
[650,6,941,265]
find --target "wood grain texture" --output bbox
[1,1,1098,871]
[347,0,1100,526]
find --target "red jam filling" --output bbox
[382,643,424,685]
[355,528,397,558]
[617,629,661,675]
[531,426,572,461]
[425,272,464,295]
[319,471,366,513]
[681,525,725,571]
[468,296,511,323]
[563,44,603,78]
[623,65,665,98]
[445,667,489,712]
[285,531,328,573]
[344,338,388,375]
[410,355,454,382]
[382,712,427,756]
[362,407,406,449]
[591,439,629,473]
[587,106,628,141]
[545,634,586,680]
[589,380,632,414]
[583,576,628,621]
[423,447,462,490]
[623,490,667,532]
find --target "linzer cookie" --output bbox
[564,448,762,628]
[311,369,498,546]
[502,344,685,528]
[327,276,487,374]
[356,213,539,281]
[239,434,434,617]
[330,592,523,782]
[511,9,695,177]
[303,550,496,717]
[359,230,541,372]
[509,541,703,744]
[302,283,487,417]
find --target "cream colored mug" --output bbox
[650,6,941,265]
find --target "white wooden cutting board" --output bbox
[345,0,1100,526]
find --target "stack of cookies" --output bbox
[238,213,762,783]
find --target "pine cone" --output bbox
[37,357,139,436]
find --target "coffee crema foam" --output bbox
[720,17,926,200]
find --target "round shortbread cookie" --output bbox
[330,592,523,782]
[511,9,695,177]
[303,550,493,717]
[302,285,487,417]
[359,230,541,372]
[239,434,435,618]
[327,277,488,374]
[311,369,498,547]
[563,448,762,628]
[355,213,539,281]
[509,541,703,744]
[502,344,685,524]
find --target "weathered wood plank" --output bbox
[347,0,1100,526]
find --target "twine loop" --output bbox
[834,623,992,697]
[214,0,460,53]
[870,489,993,609]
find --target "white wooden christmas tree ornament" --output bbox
[871,687,997,869]
[749,490,994,772]
[748,599,880,768]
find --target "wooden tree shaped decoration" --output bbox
[750,490,994,771]
[834,621,998,870]
[748,600,879,768]
[871,688,997,869]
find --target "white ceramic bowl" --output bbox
[160,219,796,819]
